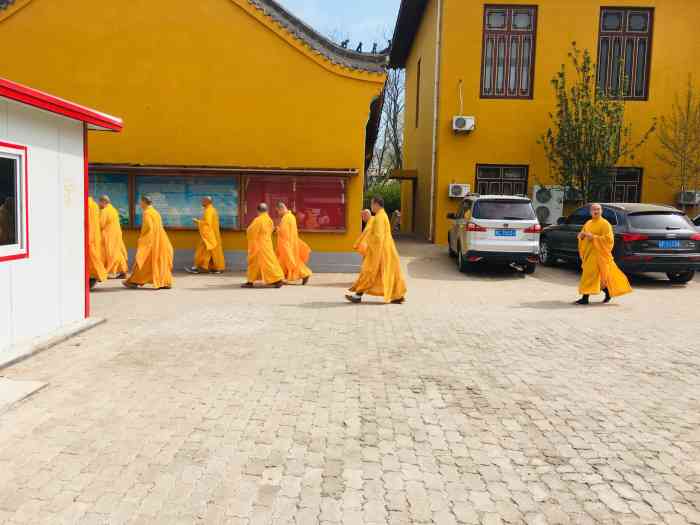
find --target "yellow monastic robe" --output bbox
[87,197,107,282]
[353,216,375,257]
[193,204,226,271]
[100,203,129,276]
[350,209,407,303]
[277,211,312,281]
[246,212,284,284]
[126,206,174,289]
[578,217,632,297]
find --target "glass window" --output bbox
[597,8,653,100]
[0,157,18,247]
[473,200,535,220]
[244,176,347,231]
[476,165,528,196]
[602,208,618,225]
[481,5,537,99]
[89,173,130,226]
[0,144,27,261]
[569,208,592,225]
[628,213,693,230]
[135,176,239,229]
[296,178,346,231]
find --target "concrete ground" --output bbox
[1,240,699,525]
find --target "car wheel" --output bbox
[524,262,536,275]
[457,246,470,273]
[448,233,456,258]
[539,238,555,266]
[667,271,695,284]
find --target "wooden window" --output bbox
[597,8,653,100]
[0,142,28,262]
[588,168,643,202]
[476,165,528,195]
[481,5,537,99]
[415,58,422,128]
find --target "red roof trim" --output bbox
[0,77,123,132]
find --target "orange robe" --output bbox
[578,217,632,297]
[87,197,107,282]
[100,203,128,275]
[193,204,226,271]
[353,216,375,257]
[246,212,284,284]
[276,211,312,281]
[350,209,407,303]
[126,206,174,289]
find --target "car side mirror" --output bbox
[557,217,566,225]
[447,212,457,220]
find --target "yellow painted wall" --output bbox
[401,0,440,239]
[0,0,385,252]
[405,0,700,245]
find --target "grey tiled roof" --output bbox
[247,0,388,74]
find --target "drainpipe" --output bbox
[428,0,443,242]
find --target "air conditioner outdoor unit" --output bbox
[532,185,565,226]
[677,191,700,205]
[448,183,471,199]
[452,116,476,133]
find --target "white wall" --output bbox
[0,99,85,356]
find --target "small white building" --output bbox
[0,78,122,365]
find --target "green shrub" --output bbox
[365,180,401,216]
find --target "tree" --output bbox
[540,43,655,203]
[371,68,405,181]
[656,76,700,210]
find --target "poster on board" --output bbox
[89,174,130,226]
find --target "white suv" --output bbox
[447,194,541,274]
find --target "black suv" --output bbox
[540,203,700,283]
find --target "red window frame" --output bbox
[480,5,538,100]
[596,7,654,100]
[0,141,29,263]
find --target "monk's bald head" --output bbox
[361,209,372,222]
[140,195,153,210]
[201,196,212,207]
[98,195,110,209]
[257,203,268,214]
[590,203,602,219]
[276,201,288,216]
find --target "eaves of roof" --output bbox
[389,0,430,68]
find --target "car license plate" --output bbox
[495,229,516,237]
[659,239,681,249]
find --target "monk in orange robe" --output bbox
[275,201,312,285]
[98,195,128,278]
[123,195,173,290]
[186,196,226,274]
[346,197,407,304]
[575,203,632,305]
[242,203,284,288]
[87,197,107,289]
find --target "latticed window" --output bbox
[481,5,537,99]
[476,165,528,196]
[596,8,653,100]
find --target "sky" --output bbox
[275,0,402,50]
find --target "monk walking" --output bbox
[186,196,226,274]
[88,196,107,289]
[575,203,632,305]
[346,197,406,304]
[98,195,128,278]
[275,201,312,285]
[123,195,173,290]
[242,203,284,288]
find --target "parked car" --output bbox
[540,203,700,283]
[447,195,541,274]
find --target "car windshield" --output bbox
[472,200,535,220]
[627,212,693,230]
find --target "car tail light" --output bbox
[691,233,700,241]
[466,222,487,232]
[524,224,542,234]
[467,256,483,262]
[622,233,649,242]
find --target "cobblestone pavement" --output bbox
[1,240,699,525]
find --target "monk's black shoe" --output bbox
[603,288,612,303]
[574,296,590,305]
[273,281,284,288]
[345,294,362,303]
[302,276,310,286]
[391,298,405,304]
[241,282,254,288]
